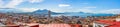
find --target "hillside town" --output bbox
[0,0,120,27]
[0,11,120,27]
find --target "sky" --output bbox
[0,0,120,14]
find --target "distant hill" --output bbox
[32,9,64,15]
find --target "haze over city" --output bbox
[0,0,120,14]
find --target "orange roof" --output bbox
[105,24,120,27]
[39,24,71,27]
[39,24,82,27]
[96,20,116,25]
[69,24,82,27]
[26,23,39,26]
[96,20,120,27]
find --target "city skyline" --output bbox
[0,0,120,27]
[0,0,120,14]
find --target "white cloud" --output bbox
[19,8,39,12]
[97,9,120,14]
[84,6,96,9]
[0,0,44,8]
[58,4,70,7]
[78,9,94,13]
[47,8,76,13]
[4,0,24,8]
[82,3,89,4]
[49,8,94,13]
[0,8,39,12]
[28,0,44,3]
[77,9,120,14]
[0,0,4,8]
[50,9,64,12]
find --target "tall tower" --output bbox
[48,10,51,18]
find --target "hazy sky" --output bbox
[0,0,120,14]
